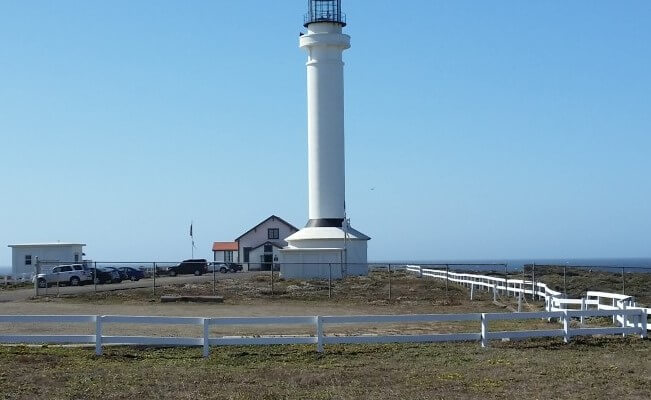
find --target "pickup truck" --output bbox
[34,264,93,288]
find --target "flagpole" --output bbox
[190,221,194,259]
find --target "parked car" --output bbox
[91,268,122,284]
[118,267,145,281]
[105,267,129,281]
[34,264,92,288]
[209,262,243,273]
[137,266,153,278]
[168,259,208,276]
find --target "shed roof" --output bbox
[8,243,86,248]
[212,242,239,252]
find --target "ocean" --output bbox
[376,258,651,272]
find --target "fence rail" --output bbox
[0,309,646,357]
[406,265,651,331]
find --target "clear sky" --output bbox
[1,1,649,264]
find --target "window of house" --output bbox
[268,228,279,240]
[264,244,273,253]
[74,254,79,262]
[243,247,252,262]
[25,255,32,265]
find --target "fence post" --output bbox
[316,316,324,353]
[563,265,567,298]
[532,262,536,300]
[563,310,570,343]
[95,316,103,356]
[152,262,156,295]
[492,284,497,302]
[34,256,40,297]
[481,313,488,348]
[470,283,474,301]
[328,263,332,299]
[445,264,449,302]
[418,266,423,279]
[517,290,522,312]
[213,262,217,295]
[270,264,274,297]
[203,318,211,358]
[504,264,509,297]
[388,264,392,302]
[93,261,97,293]
[580,297,586,325]
[621,267,625,295]
[621,302,627,337]
[641,311,648,339]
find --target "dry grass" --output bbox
[0,337,649,399]
[525,266,651,305]
[48,270,501,307]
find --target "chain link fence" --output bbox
[25,258,651,308]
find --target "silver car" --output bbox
[34,264,92,288]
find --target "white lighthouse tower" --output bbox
[281,0,370,279]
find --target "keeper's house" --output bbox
[7,243,86,275]
[212,215,298,271]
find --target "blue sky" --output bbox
[1,1,649,264]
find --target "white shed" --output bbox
[8,243,86,275]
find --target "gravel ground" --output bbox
[0,272,258,302]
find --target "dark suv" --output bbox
[168,259,208,277]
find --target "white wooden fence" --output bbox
[0,309,646,357]
[405,265,651,331]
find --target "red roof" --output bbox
[212,242,239,252]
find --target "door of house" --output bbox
[260,254,273,271]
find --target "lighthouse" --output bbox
[281,0,370,279]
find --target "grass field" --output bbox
[4,270,650,399]
[48,270,511,307]
[41,267,650,309]
[0,337,649,400]
[525,266,651,305]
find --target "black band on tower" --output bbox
[306,218,344,228]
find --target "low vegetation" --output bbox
[0,280,32,291]
[522,266,651,305]
[44,270,527,311]
[0,337,649,400]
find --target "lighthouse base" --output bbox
[279,226,370,280]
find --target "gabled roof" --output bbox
[250,241,284,252]
[212,242,239,252]
[235,215,299,241]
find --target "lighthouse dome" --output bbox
[304,0,346,27]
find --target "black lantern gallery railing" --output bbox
[304,0,346,27]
